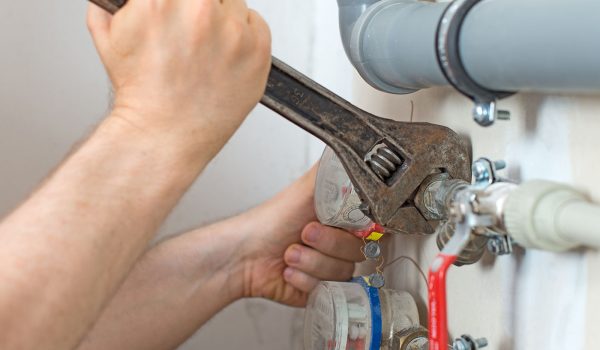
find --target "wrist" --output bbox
[103,108,214,167]
[169,214,261,303]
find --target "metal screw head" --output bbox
[473,102,495,127]
[473,101,510,127]
[364,241,382,259]
[368,273,385,288]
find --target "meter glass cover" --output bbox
[315,147,372,232]
[304,282,372,350]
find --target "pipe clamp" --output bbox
[435,0,514,126]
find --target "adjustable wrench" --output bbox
[89,0,472,235]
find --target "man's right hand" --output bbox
[87,0,271,164]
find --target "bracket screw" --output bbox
[453,335,488,350]
[473,102,510,127]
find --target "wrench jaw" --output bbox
[348,117,472,236]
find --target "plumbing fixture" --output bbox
[435,221,488,266]
[338,0,600,122]
[436,174,600,253]
[428,158,516,264]
[425,158,510,348]
[504,181,600,251]
[316,146,389,287]
[428,188,493,350]
[315,147,377,233]
[304,279,422,350]
[426,161,600,350]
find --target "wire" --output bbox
[382,255,428,286]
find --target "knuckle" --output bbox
[226,17,246,41]
[251,15,272,58]
[194,0,217,19]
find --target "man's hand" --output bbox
[0,2,270,349]
[240,166,365,307]
[78,166,365,350]
[88,0,271,163]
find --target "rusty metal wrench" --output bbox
[88,0,472,235]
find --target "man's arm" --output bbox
[77,167,365,350]
[0,0,271,349]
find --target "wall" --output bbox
[0,0,350,349]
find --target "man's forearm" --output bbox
[77,212,255,350]
[0,116,209,349]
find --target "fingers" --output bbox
[87,3,112,52]
[284,244,356,281]
[220,0,248,15]
[247,9,271,55]
[283,267,320,294]
[301,222,365,262]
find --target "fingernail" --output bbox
[305,227,320,243]
[284,267,294,280]
[287,247,301,264]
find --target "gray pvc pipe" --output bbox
[339,0,600,94]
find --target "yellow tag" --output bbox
[366,231,384,241]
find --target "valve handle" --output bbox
[428,218,472,350]
[428,253,457,350]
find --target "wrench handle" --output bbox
[89,0,124,14]
[88,0,382,154]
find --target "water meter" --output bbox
[314,147,374,233]
[304,279,427,350]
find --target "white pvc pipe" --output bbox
[557,201,600,249]
[504,181,600,251]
